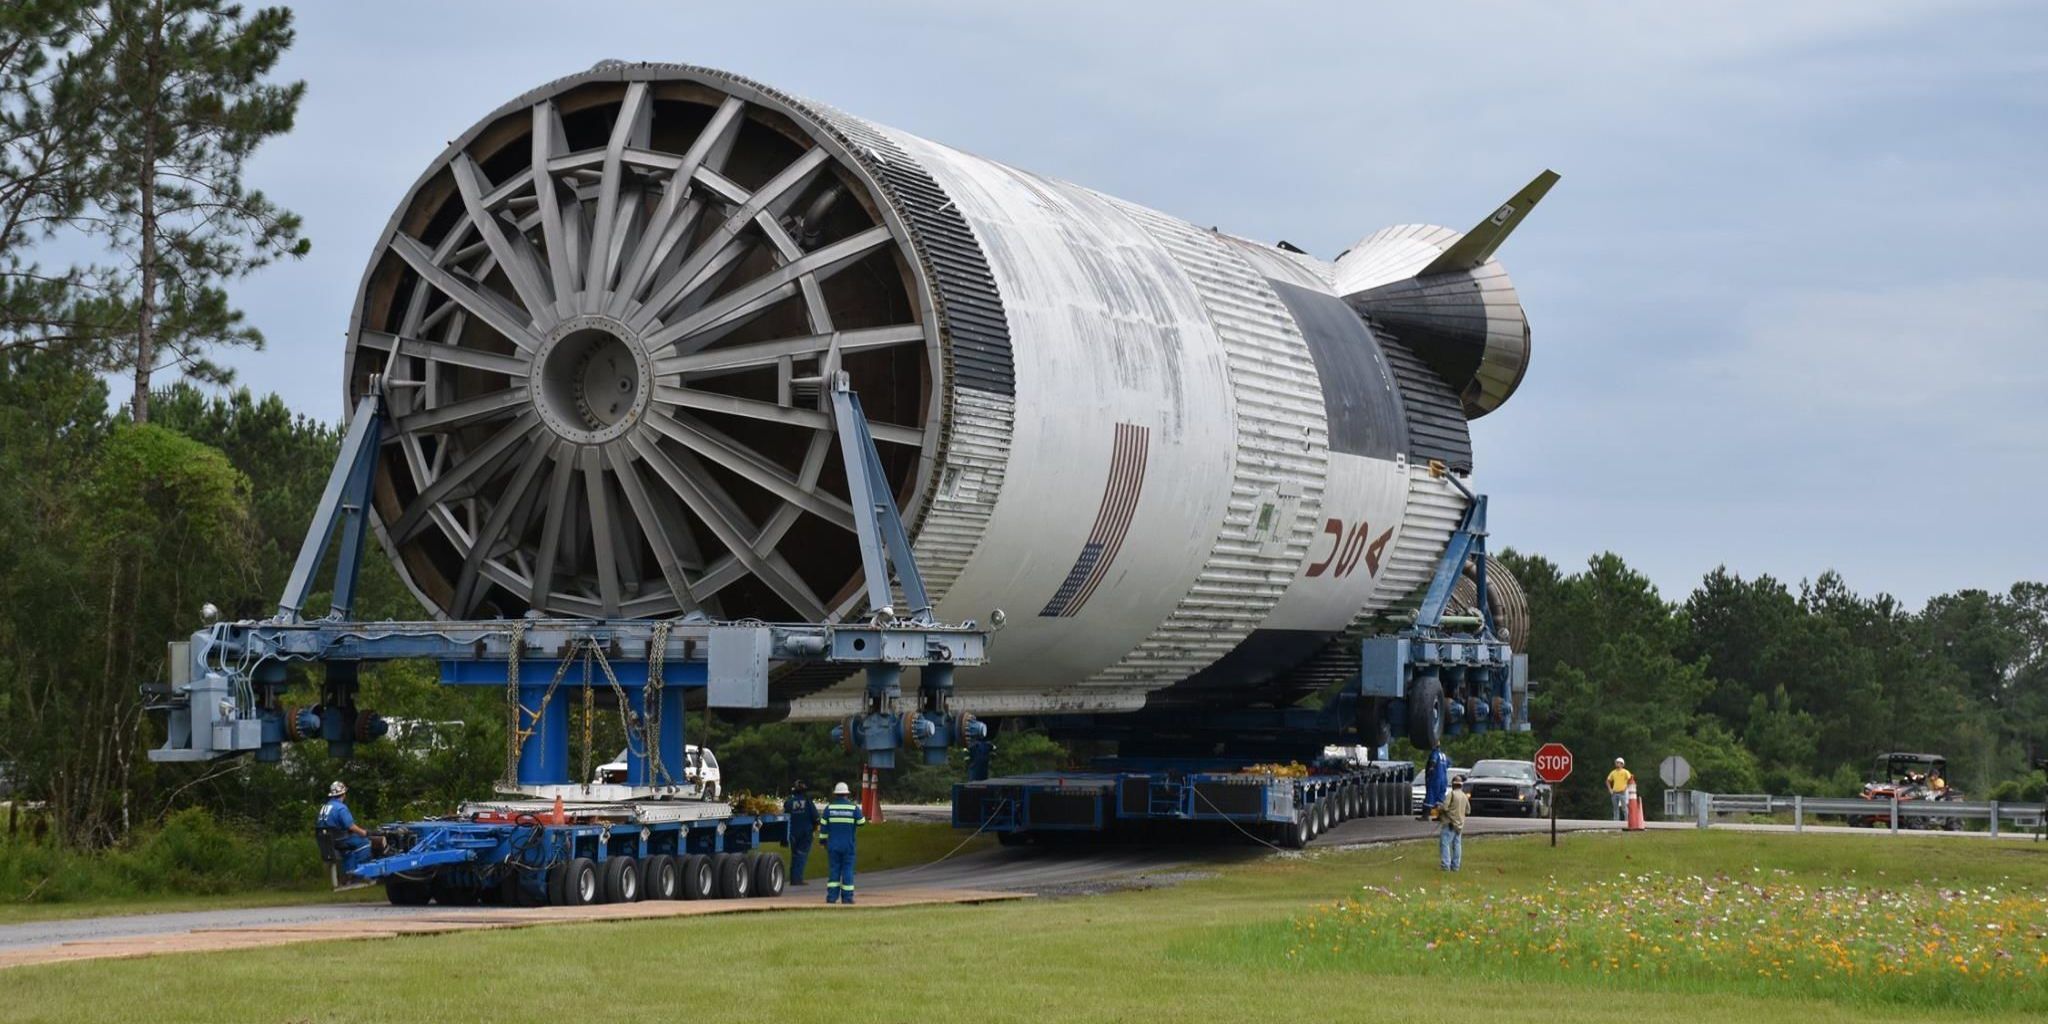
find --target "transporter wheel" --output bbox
[643,854,679,900]
[1360,698,1392,750]
[1281,814,1310,849]
[386,877,432,906]
[430,879,480,906]
[563,858,600,906]
[714,852,752,899]
[1408,675,1446,750]
[500,871,537,907]
[680,854,716,900]
[751,852,787,897]
[995,830,1031,847]
[602,856,640,903]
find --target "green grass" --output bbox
[4,830,2046,1023]
[783,819,991,876]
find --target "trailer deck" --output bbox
[954,760,1415,848]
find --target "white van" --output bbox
[591,744,722,799]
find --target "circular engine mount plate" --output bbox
[346,63,945,622]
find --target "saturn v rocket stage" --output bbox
[345,61,1550,724]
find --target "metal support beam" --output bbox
[829,373,931,623]
[278,391,385,621]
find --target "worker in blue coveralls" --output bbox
[818,781,867,904]
[966,734,994,782]
[783,779,819,886]
[316,781,369,856]
[1422,745,1451,819]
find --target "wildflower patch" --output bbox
[1203,869,2048,1011]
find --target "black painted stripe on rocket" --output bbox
[1041,423,1150,618]
[808,111,1017,397]
[1371,324,1474,471]
[1267,280,1408,461]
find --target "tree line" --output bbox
[3,3,2041,852]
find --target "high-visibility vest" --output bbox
[819,799,866,852]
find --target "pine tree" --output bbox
[73,0,308,422]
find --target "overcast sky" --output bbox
[219,1,2045,608]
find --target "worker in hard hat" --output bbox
[316,781,369,857]
[1606,758,1635,821]
[818,781,867,904]
[783,779,819,886]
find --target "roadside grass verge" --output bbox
[0,819,975,923]
[4,830,2045,1023]
[0,809,333,922]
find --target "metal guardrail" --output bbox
[1667,790,2047,837]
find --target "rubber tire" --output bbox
[643,854,679,900]
[714,852,751,899]
[601,856,639,903]
[439,883,481,906]
[1282,815,1310,849]
[386,877,432,906]
[564,858,600,906]
[996,831,1030,847]
[751,852,786,898]
[1360,697,1392,750]
[546,862,570,905]
[1408,674,1446,750]
[680,854,715,900]
[501,871,540,907]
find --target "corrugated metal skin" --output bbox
[805,107,1017,399]
[908,387,1014,602]
[1374,328,1473,470]
[1368,463,1468,612]
[1333,224,1461,294]
[1083,201,1330,690]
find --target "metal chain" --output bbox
[644,621,671,786]
[580,646,594,786]
[502,622,523,787]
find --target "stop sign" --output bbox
[1533,742,1574,784]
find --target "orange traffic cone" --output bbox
[1625,783,1645,831]
[552,794,566,826]
[860,765,884,823]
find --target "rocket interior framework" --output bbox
[345,61,1550,720]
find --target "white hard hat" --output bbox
[1614,758,1625,766]
[833,782,851,796]
[328,780,347,797]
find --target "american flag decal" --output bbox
[1040,423,1150,617]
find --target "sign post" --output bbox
[1534,742,1574,848]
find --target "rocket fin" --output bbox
[1416,170,1559,277]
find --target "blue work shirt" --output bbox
[818,798,866,854]
[784,793,819,837]
[1425,749,1451,809]
[317,798,356,831]
[966,740,993,781]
